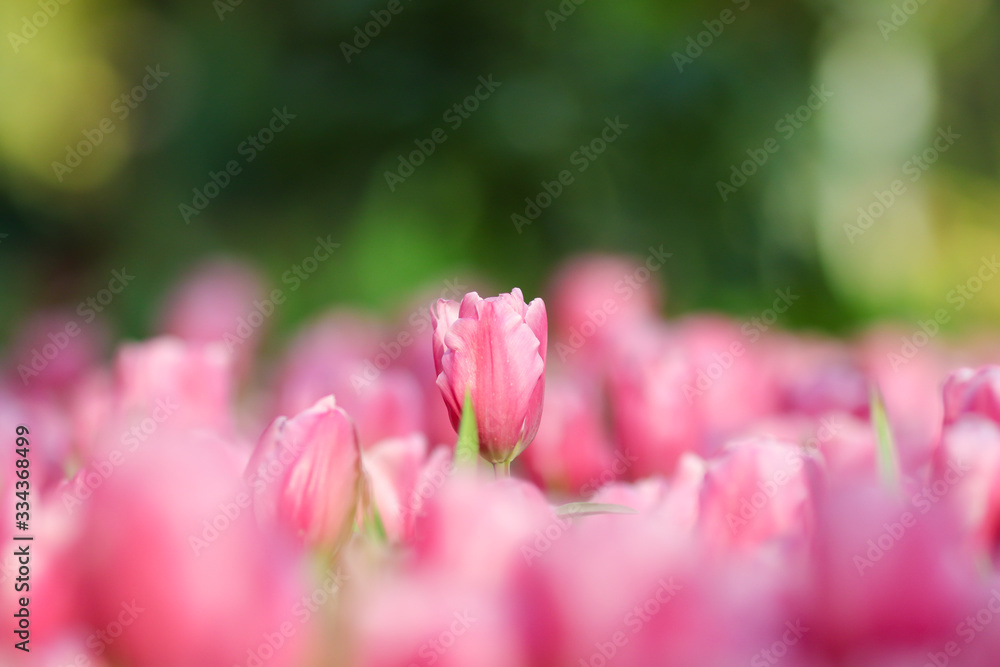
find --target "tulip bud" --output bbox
[247,396,363,553]
[431,289,547,465]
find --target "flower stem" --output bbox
[493,459,511,479]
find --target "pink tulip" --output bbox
[509,503,775,667]
[274,312,425,448]
[158,258,266,373]
[676,315,779,443]
[547,254,661,370]
[606,324,703,478]
[740,413,876,478]
[432,289,547,464]
[409,473,554,590]
[352,572,523,667]
[934,417,1000,558]
[113,336,234,436]
[590,454,706,532]
[67,430,308,667]
[943,366,1000,427]
[363,433,428,542]
[797,479,979,662]
[860,328,954,472]
[247,395,363,552]
[700,436,821,550]
[517,375,616,495]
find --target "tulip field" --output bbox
[4,254,1000,667]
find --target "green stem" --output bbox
[493,459,511,479]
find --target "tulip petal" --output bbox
[441,298,544,462]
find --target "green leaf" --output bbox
[556,502,637,517]
[366,503,388,542]
[870,384,900,493]
[454,390,479,469]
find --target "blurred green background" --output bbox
[1,0,999,344]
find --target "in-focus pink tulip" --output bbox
[247,395,363,552]
[432,289,547,464]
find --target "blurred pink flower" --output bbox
[8,308,105,394]
[363,433,429,542]
[113,336,234,436]
[547,254,661,369]
[935,417,1000,558]
[432,289,547,464]
[352,572,522,667]
[67,430,308,667]
[274,312,425,448]
[797,480,980,662]
[943,366,1000,427]
[247,396,363,553]
[606,324,703,478]
[517,374,615,495]
[699,436,821,550]
[158,258,266,372]
[409,473,553,590]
